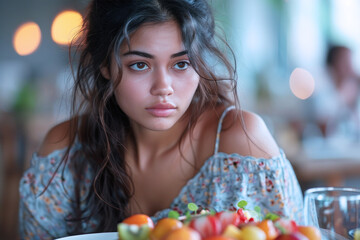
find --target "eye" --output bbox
[173,61,190,70]
[129,62,149,71]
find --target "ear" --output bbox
[100,65,111,80]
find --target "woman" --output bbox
[19,0,303,239]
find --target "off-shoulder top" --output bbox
[19,106,304,240]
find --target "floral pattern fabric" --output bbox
[19,106,303,239]
[151,150,303,223]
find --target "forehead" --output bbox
[122,21,184,52]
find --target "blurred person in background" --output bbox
[312,45,360,142]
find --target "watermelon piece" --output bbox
[236,208,250,223]
[274,218,298,234]
[188,215,222,238]
[215,211,241,230]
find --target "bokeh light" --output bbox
[51,10,83,45]
[13,22,41,56]
[289,68,315,100]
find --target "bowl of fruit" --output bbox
[117,201,322,240]
[57,200,352,240]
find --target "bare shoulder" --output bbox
[37,120,73,157]
[219,109,280,158]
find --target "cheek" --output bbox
[114,81,146,108]
[181,75,200,96]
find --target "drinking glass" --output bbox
[304,187,360,239]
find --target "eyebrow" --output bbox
[122,50,188,59]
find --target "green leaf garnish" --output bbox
[265,212,280,221]
[237,200,248,209]
[168,210,180,219]
[187,203,198,212]
[185,211,192,222]
[254,206,261,213]
[210,209,216,215]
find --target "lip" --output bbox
[146,103,176,117]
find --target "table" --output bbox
[320,228,350,240]
[289,138,360,187]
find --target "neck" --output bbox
[127,116,190,170]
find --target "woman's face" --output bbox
[108,21,200,131]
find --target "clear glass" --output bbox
[304,187,360,239]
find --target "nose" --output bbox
[150,68,174,96]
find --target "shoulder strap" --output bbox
[214,105,236,155]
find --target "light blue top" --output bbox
[19,106,303,239]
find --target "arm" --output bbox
[19,197,55,240]
[19,151,73,239]
[19,121,77,239]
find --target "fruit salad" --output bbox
[117,202,321,240]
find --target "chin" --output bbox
[146,122,176,131]
[131,113,185,132]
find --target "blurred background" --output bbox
[1,0,360,238]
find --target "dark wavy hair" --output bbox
[63,0,238,233]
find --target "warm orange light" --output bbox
[13,22,41,56]
[289,68,315,100]
[51,10,83,45]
